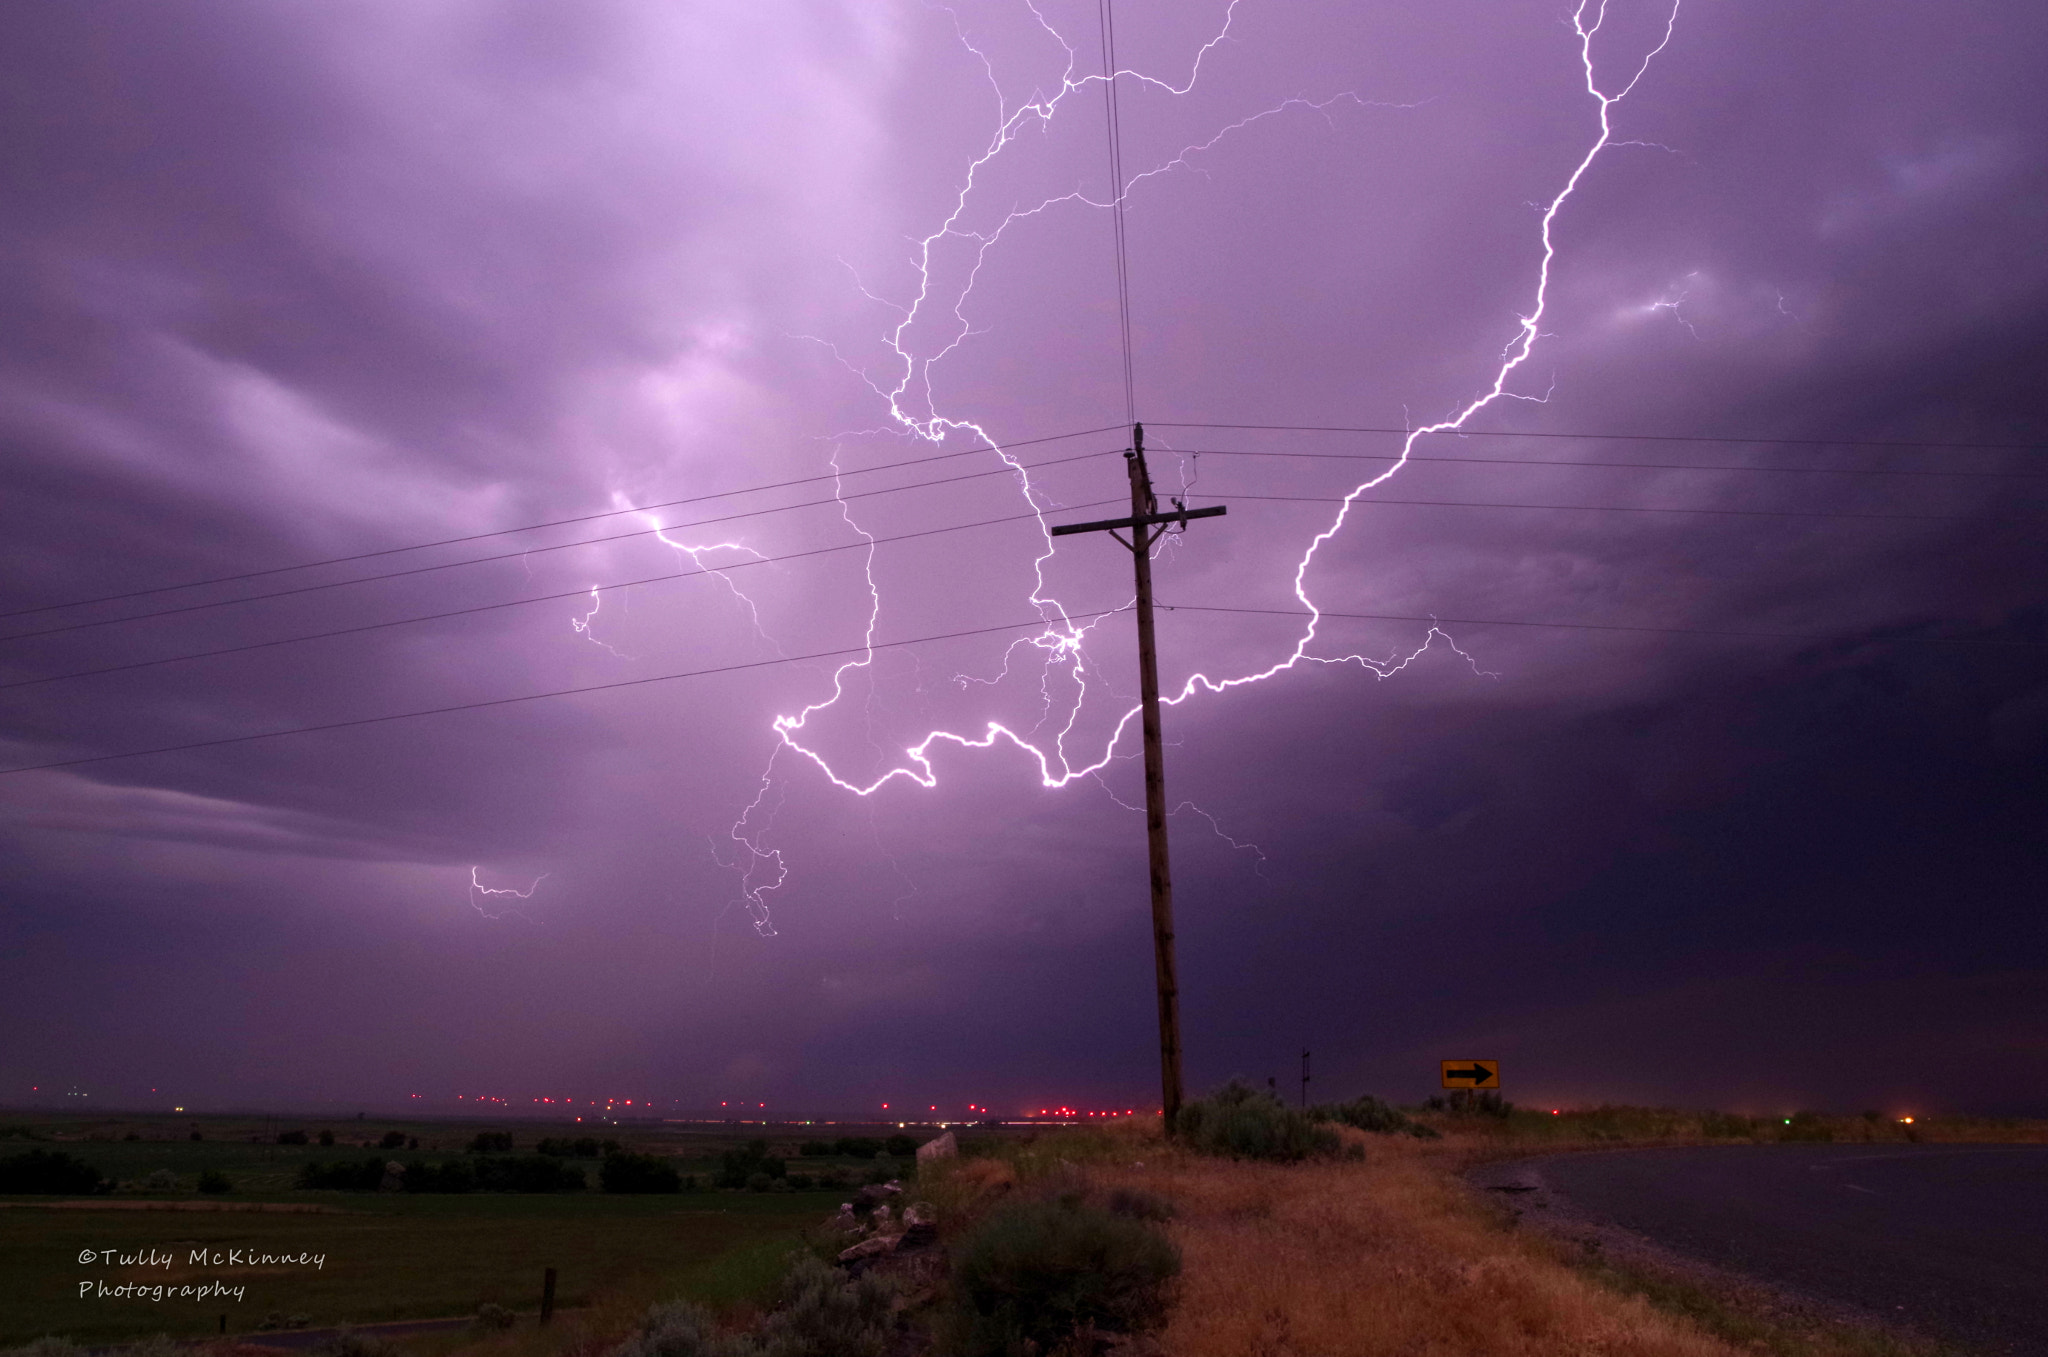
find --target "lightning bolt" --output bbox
[570,585,633,658]
[1645,269,1705,338]
[469,867,548,920]
[1090,770,1270,875]
[714,0,1679,931]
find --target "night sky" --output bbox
[3,0,2043,1119]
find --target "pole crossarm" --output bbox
[1049,503,1226,538]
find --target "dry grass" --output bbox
[354,1109,2040,1357]
[1083,1132,1733,1357]
[1042,1121,1968,1357]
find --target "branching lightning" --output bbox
[571,585,634,658]
[720,0,1680,931]
[469,867,548,920]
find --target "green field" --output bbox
[0,1112,906,1346]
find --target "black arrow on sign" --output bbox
[1446,1064,1495,1082]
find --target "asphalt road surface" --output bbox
[1526,1144,2048,1355]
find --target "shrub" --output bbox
[403,1160,474,1194]
[276,1130,310,1146]
[143,1168,180,1191]
[884,1134,918,1157]
[197,1169,233,1194]
[1422,1089,1514,1118]
[1174,1081,1340,1161]
[949,1195,1180,1357]
[0,1149,108,1194]
[298,1158,386,1191]
[754,1252,896,1357]
[468,1132,514,1154]
[1700,1111,1755,1139]
[189,1131,203,1142]
[603,1150,683,1194]
[473,1303,516,1332]
[473,1156,586,1193]
[798,1140,833,1157]
[1310,1094,1437,1138]
[4,1340,86,1357]
[537,1136,604,1158]
[862,1154,899,1185]
[609,1299,749,1357]
[313,1328,397,1357]
[832,1137,886,1158]
[716,1140,786,1189]
[1103,1187,1174,1222]
[379,1131,408,1150]
[1781,1112,1835,1143]
[318,1130,335,1147]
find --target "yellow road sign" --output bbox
[1440,1060,1500,1089]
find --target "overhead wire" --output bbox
[0,499,1126,693]
[1204,492,2042,524]
[14,423,2028,644]
[8,589,2032,779]
[0,445,1129,645]
[6,465,2027,676]
[1096,0,1137,425]
[1162,603,2045,650]
[1148,421,2047,453]
[0,607,1132,778]
[1166,447,2048,480]
[1,423,1126,621]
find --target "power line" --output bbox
[0,608,1129,778]
[1212,492,2040,525]
[1163,603,2046,650]
[14,471,2014,661]
[2,424,1124,622]
[13,589,2030,778]
[13,462,2020,661]
[1097,0,1137,424]
[0,500,1125,693]
[15,420,2029,639]
[1,448,1125,645]
[1166,447,2048,480]
[1148,421,2047,453]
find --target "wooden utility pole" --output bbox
[1051,424,1224,1130]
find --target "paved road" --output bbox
[1523,1144,2048,1356]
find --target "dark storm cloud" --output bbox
[1,0,2043,1116]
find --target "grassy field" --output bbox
[8,1104,2041,1353]
[0,1112,903,1346]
